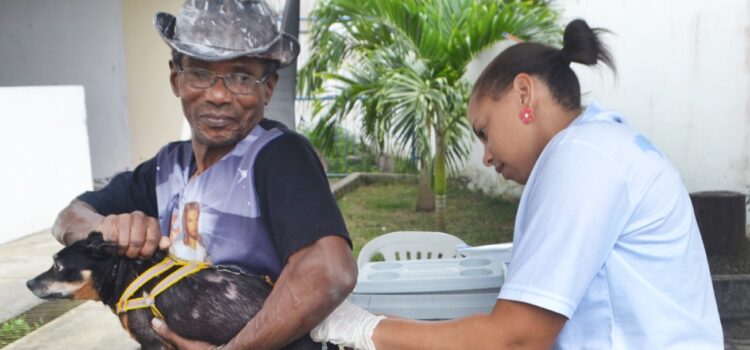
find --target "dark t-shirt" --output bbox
[78,119,350,265]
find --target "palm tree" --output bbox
[299,0,560,230]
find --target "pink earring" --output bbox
[518,106,534,125]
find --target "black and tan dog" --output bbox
[26,232,317,350]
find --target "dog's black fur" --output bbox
[26,232,318,350]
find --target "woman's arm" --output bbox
[374,299,566,350]
[313,299,566,350]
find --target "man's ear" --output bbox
[263,72,279,105]
[169,60,180,97]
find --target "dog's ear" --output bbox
[85,232,105,246]
[85,231,119,257]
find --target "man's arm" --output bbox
[52,199,106,245]
[226,235,356,349]
[53,199,168,258]
[52,156,165,257]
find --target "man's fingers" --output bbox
[151,318,213,350]
[98,216,117,242]
[99,212,163,259]
[115,214,132,256]
[159,236,172,250]
[151,318,179,345]
[127,212,150,258]
[139,219,162,258]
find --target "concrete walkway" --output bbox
[0,230,63,324]
[4,302,138,350]
[1,230,137,349]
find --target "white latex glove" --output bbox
[311,300,386,350]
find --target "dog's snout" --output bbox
[26,279,36,291]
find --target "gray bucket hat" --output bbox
[155,0,300,67]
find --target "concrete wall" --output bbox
[122,0,185,165]
[0,86,93,244]
[0,0,132,183]
[462,1,750,219]
[266,0,299,131]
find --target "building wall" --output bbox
[462,1,750,221]
[0,86,92,244]
[121,0,185,166]
[0,0,131,183]
[265,0,298,131]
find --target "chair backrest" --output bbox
[357,231,467,268]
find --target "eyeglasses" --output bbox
[174,63,268,95]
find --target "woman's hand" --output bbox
[311,300,385,350]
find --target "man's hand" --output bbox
[53,199,169,259]
[98,210,169,259]
[151,318,217,350]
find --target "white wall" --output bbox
[0,0,131,183]
[122,0,185,166]
[463,1,750,219]
[0,86,93,244]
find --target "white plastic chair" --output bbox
[357,231,467,268]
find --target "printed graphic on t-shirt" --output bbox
[156,126,288,278]
[634,134,662,157]
[169,200,209,263]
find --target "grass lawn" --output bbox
[337,179,518,257]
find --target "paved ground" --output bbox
[0,230,64,324]
[725,318,750,349]
[0,230,137,349]
[4,302,138,350]
[2,230,750,349]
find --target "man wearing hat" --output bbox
[51,0,356,348]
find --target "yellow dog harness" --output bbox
[115,255,210,319]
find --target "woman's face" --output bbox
[467,91,540,185]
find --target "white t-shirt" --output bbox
[498,103,723,349]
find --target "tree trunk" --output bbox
[434,133,447,231]
[377,152,395,173]
[435,194,446,231]
[690,191,747,256]
[416,157,435,212]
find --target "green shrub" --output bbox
[0,317,41,347]
[301,125,417,174]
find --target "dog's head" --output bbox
[26,232,119,300]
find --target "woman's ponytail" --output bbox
[473,19,616,111]
[561,19,616,72]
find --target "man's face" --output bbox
[170,56,278,148]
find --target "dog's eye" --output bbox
[54,261,63,272]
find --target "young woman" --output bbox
[310,19,723,349]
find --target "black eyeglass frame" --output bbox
[173,61,270,95]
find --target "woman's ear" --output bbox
[169,61,180,97]
[512,73,535,106]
